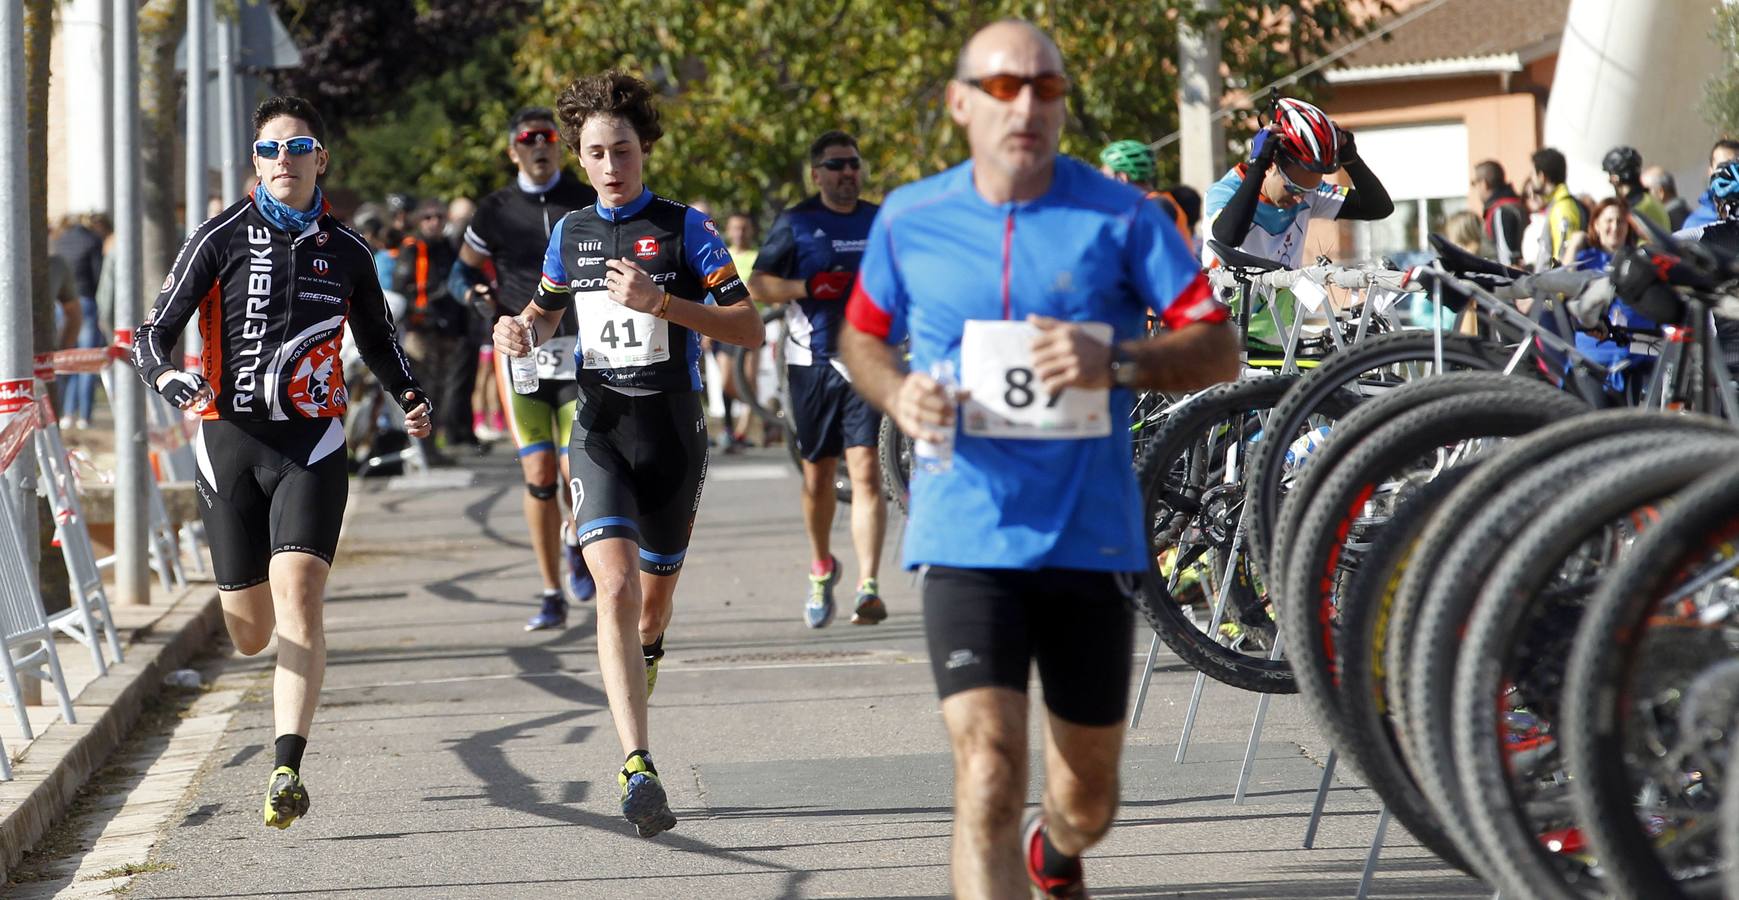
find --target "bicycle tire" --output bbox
[1267,370,1540,605]
[1309,464,1479,874]
[1384,412,1732,777]
[1561,459,1739,900]
[877,415,909,515]
[1452,442,1739,900]
[1400,429,1688,874]
[1132,376,1307,694]
[1245,330,1518,591]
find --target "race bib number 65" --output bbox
[574,290,670,370]
[959,319,1112,439]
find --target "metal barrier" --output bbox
[35,399,124,675]
[0,399,78,773]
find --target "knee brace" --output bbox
[526,481,559,501]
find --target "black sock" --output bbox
[721,396,736,435]
[274,734,307,773]
[1039,827,1079,878]
[642,634,664,663]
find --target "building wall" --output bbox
[1308,63,1553,260]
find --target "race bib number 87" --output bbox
[574,290,670,370]
[960,319,1112,439]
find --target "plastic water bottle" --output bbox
[509,318,540,395]
[1283,425,1333,473]
[914,359,959,474]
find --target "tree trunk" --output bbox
[24,0,69,630]
[139,0,187,290]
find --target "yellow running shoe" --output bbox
[262,766,310,830]
[618,752,677,837]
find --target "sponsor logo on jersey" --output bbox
[634,237,660,259]
[232,225,274,414]
[831,239,867,253]
[702,262,740,290]
[576,240,604,252]
[312,258,330,276]
[286,332,346,417]
[300,291,343,305]
[316,232,331,247]
[812,228,827,238]
[576,256,605,267]
[570,276,608,289]
[703,218,720,236]
[160,272,175,294]
[650,271,677,284]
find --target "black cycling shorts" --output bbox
[922,566,1136,727]
[787,363,881,462]
[568,387,708,576]
[193,418,349,591]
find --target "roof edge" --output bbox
[1326,53,1523,85]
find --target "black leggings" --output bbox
[194,418,349,590]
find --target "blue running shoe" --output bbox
[525,591,567,631]
[562,526,595,603]
[851,578,887,625]
[618,752,677,838]
[804,556,840,629]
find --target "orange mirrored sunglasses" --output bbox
[965,73,1070,102]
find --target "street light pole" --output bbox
[0,0,37,546]
[185,0,208,234]
[112,0,149,605]
[215,9,240,204]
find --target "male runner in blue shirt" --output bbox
[841,19,1238,899]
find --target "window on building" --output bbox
[1345,121,1471,264]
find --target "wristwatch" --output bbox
[1109,344,1139,388]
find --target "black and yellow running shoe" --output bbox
[262,766,310,830]
[618,752,677,838]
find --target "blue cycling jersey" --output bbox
[753,196,879,365]
[847,156,1223,572]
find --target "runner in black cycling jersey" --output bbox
[451,107,600,630]
[492,70,761,839]
[133,96,429,831]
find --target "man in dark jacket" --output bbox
[394,199,473,454]
[1472,160,1526,266]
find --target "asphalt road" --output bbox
[44,444,1481,899]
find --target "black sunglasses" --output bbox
[816,157,862,172]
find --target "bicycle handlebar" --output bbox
[1207,265,1423,292]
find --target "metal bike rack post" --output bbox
[1301,748,1339,848]
[1232,630,1286,804]
[1127,629,1164,729]
[1354,806,1391,900]
[1172,515,1246,764]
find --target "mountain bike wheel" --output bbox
[1452,442,1739,900]
[1267,371,1538,607]
[1562,459,1739,900]
[1132,376,1314,694]
[1310,465,1479,875]
[877,415,910,515]
[1245,330,1518,591]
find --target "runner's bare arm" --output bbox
[839,323,956,443]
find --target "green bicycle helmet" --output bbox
[1100,139,1157,183]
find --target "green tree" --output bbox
[296,1,1385,215]
[1705,2,1739,137]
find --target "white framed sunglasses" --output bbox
[254,136,324,159]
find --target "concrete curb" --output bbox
[0,586,222,884]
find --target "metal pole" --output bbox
[184,0,208,234]
[183,0,207,368]
[112,0,149,605]
[1177,0,1224,195]
[1127,630,1164,729]
[215,11,240,204]
[1232,632,1285,804]
[1302,748,1339,848]
[99,0,115,216]
[0,0,36,547]
[1354,806,1392,900]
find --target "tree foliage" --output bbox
[1705,1,1739,138]
[286,0,1386,218]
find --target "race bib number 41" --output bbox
[960,319,1113,439]
[574,290,670,370]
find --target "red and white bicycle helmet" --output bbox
[1271,98,1340,174]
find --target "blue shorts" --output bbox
[787,362,880,462]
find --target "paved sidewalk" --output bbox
[27,446,1482,898]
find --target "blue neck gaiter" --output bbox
[253,184,325,234]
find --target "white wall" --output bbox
[55,0,111,216]
[1545,0,1726,201]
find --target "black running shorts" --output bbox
[922,566,1136,726]
[193,418,349,591]
[786,362,881,462]
[567,387,708,576]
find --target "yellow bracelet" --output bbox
[655,291,672,319]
